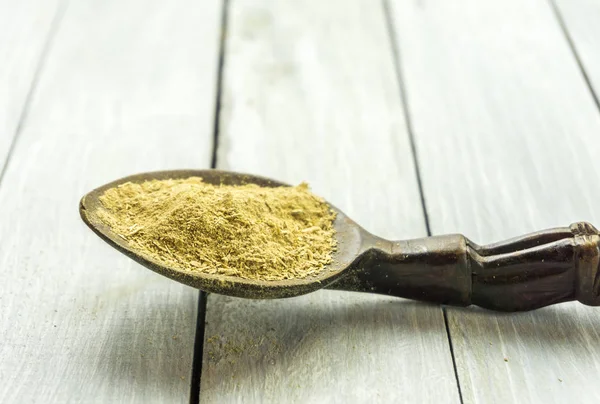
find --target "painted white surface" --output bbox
[200,1,460,403]
[3,0,600,402]
[0,0,221,402]
[389,0,600,402]
[0,0,62,167]
[555,0,600,97]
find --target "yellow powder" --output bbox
[96,177,336,281]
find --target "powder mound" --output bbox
[96,177,337,281]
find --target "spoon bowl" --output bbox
[80,170,365,298]
[81,169,600,312]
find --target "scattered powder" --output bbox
[96,177,336,281]
[205,333,282,364]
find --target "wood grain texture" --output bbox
[388,0,600,402]
[554,0,600,97]
[0,0,62,167]
[200,1,460,402]
[0,0,221,402]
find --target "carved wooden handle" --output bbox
[335,222,600,312]
[468,222,600,311]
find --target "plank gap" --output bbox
[382,0,432,236]
[0,0,68,186]
[548,0,600,115]
[382,0,464,404]
[190,292,209,404]
[199,0,457,401]
[190,0,230,402]
[387,0,600,401]
[210,0,231,169]
[443,307,465,404]
[0,0,222,400]
[384,0,464,402]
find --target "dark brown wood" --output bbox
[329,223,600,311]
[328,234,472,306]
[80,169,600,312]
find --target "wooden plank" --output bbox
[388,0,600,403]
[199,1,460,402]
[0,0,62,167]
[554,0,600,97]
[0,0,221,402]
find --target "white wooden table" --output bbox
[2,0,600,402]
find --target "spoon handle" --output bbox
[335,222,600,311]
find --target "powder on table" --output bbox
[96,177,337,282]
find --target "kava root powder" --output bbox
[96,177,336,282]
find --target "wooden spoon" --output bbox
[80,169,600,312]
